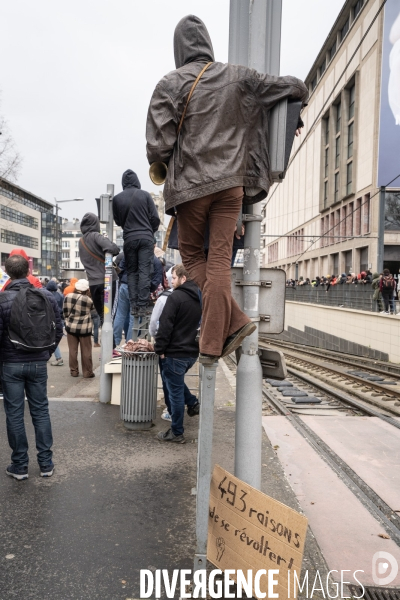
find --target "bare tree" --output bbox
[0,95,22,182]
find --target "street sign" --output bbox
[231,268,286,334]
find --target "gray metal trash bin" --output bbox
[120,351,158,430]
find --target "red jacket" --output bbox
[1,249,42,291]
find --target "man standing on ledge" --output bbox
[113,170,160,317]
[146,15,308,363]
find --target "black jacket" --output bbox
[146,15,308,215]
[0,279,63,362]
[151,256,164,292]
[154,280,201,358]
[79,213,120,286]
[112,170,160,244]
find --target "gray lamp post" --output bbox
[54,198,84,278]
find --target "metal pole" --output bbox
[194,361,218,572]
[295,262,299,282]
[99,185,115,404]
[231,0,282,490]
[377,186,385,273]
[55,203,59,279]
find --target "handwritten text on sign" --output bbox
[207,465,308,600]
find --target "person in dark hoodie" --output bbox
[155,264,201,444]
[112,170,160,317]
[46,280,65,366]
[79,213,120,324]
[146,15,308,363]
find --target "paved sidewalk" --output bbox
[0,359,329,599]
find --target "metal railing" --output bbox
[285,283,399,313]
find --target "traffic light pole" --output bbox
[229,0,282,489]
[99,184,115,404]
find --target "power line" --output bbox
[262,0,388,213]
[283,172,400,270]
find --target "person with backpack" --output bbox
[379,268,396,314]
[46,280,65,366]
[112,169,160,317]
[79,213,120,325]
[63,279,95,378]
[0,254,63,480]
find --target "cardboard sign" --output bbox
[207,465,308,599]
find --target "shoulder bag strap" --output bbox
[177,62,212,135]
[65,295,80,320]
[80,237,105,264]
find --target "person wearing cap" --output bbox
[63,279,95,378]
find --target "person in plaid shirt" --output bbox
[63,279,94,378]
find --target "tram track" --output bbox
[224,352,400,547]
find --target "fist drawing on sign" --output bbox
[216,537,225,561]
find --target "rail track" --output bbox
[224,351,400,546]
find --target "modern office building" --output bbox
[262,0,400,279]
[0,176,60,276]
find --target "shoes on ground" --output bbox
[84,373,95,378]
[94,343,101,347]
[161,410,172,422]
[40,462,54,477]
[220,322,257,358]
[71,372,79,377]
[187,402,200,417]
[156,428,185,443]
[199,354,219,365]
[51,358,64,366]
[6,464,28,481]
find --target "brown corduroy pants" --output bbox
[67,333,94,378]
[177,187,250,356]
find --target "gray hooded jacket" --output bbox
[146,15,308,215]
[79,213,120,286]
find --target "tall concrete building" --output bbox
[0,177,60,276]
[262,0,400,279]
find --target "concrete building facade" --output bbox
[0,177,60,276]
[262,0,400,279]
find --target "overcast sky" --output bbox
[0,0,344,222]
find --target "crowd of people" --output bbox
[0,13,309,477]
[287,269,400,315]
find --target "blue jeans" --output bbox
[54,345,62,360]
[1,361,53,467]
[92,312,100,344]
[161,357,198,435]
[113,283,133,345]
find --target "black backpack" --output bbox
[8,286,56,353]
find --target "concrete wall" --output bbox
[268,301,400,363]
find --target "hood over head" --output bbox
[81,213,100,234]
[122,170,141,190]
[46,280,58,292]
[10,248,29,260]
[174,15,215,69]
[177,279,200,301]
[372,272,380,279]
[70,278,78,286]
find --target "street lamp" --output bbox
[54,198,84,279]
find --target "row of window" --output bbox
[62,251,80,258]
[268,242,278,263]
[287,228,304,257]
[1,229,39,249]
[320,195,370,248]
[311,0,364,91]
[323,83,355,208]
[0,204,39,229]
[62,261,81,269]
[0,183,52,214]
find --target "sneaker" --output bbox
[40,462,54,478]
[6,464,28,481]
[156,428,185,443]
[187,402,200,417]
[161,410,172,422]
[51,358,64,366]
[220,322,257,358]
[112,350,121,358]
[199,354,219,365]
